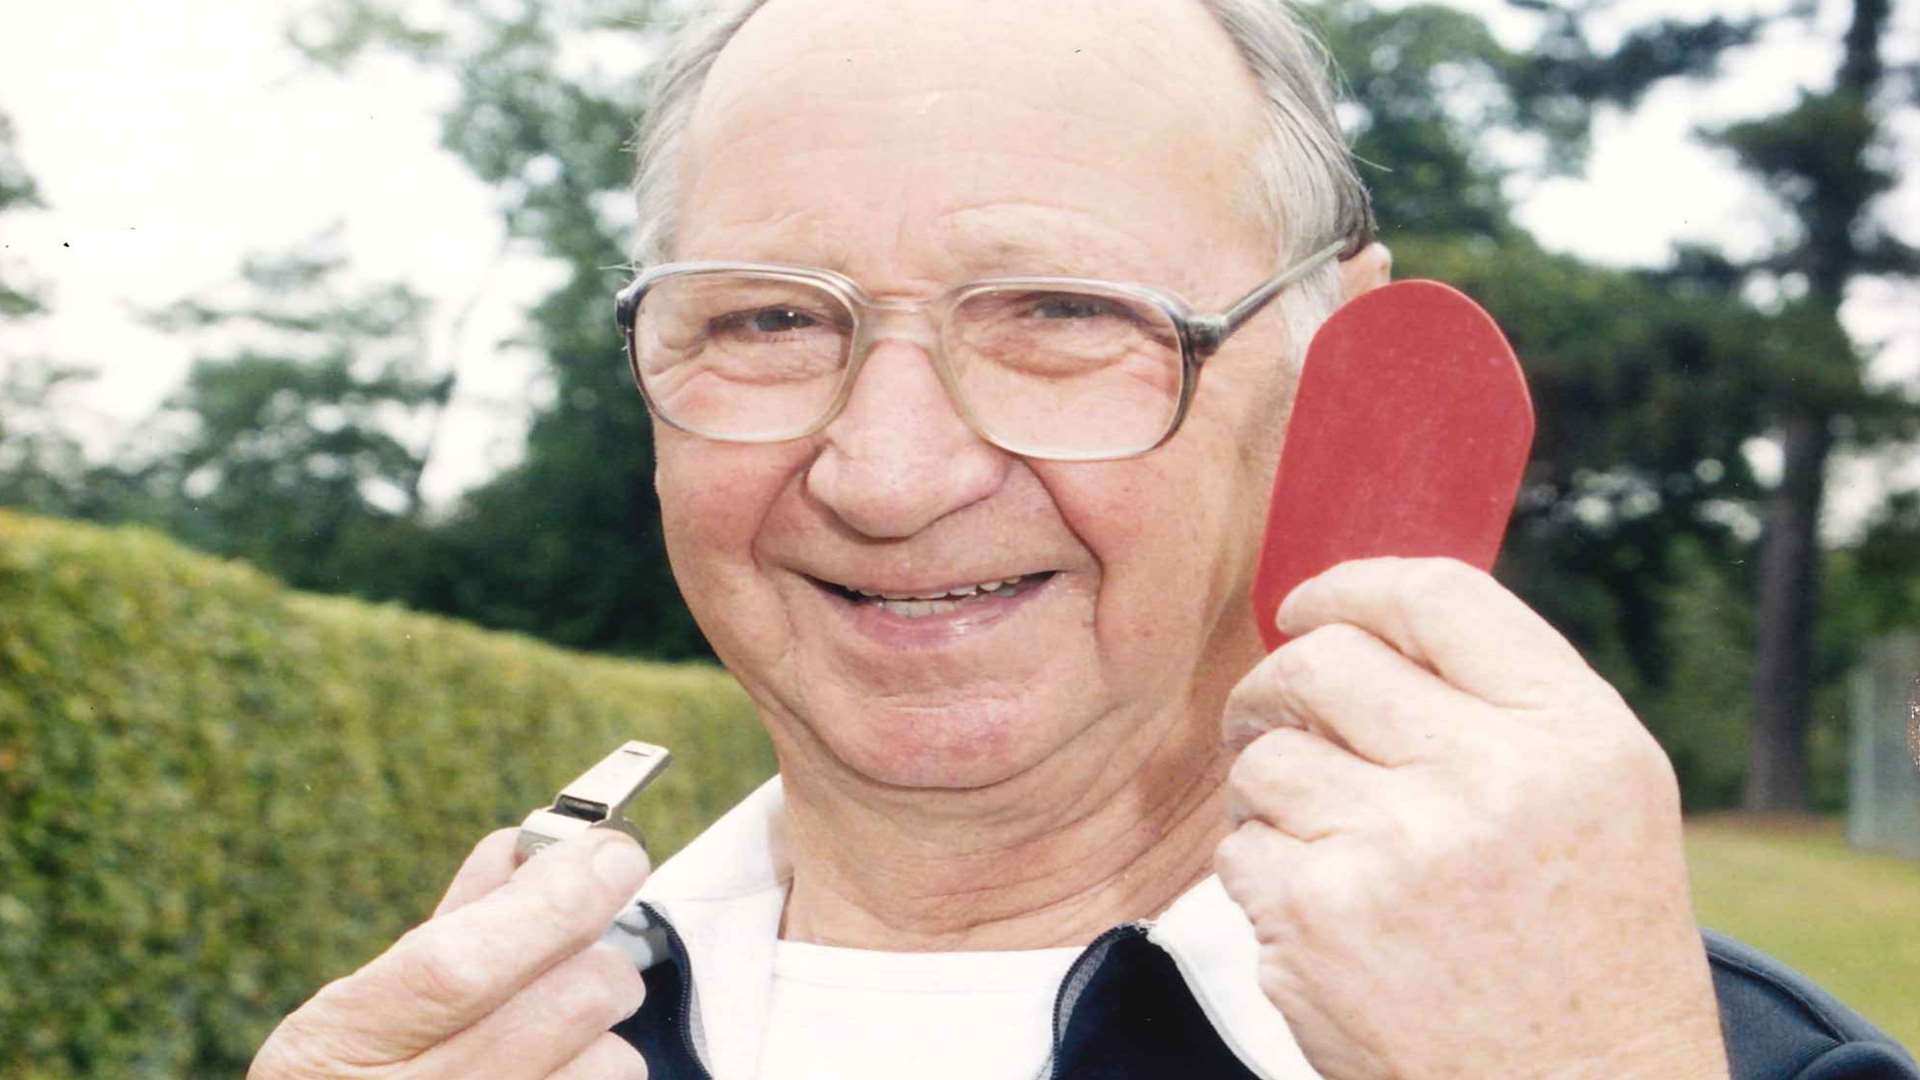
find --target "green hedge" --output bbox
[0,512,775,1078]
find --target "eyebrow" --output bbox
[937,234,1115,279]
[684,207,1166,286]
[930,212,1160,282]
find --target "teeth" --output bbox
[878,598,960,618]
[849,573,1030,606]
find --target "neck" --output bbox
[775,712,1237,952]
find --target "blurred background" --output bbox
[1,0,1917,1075]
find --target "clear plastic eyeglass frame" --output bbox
[612,238,1347,462]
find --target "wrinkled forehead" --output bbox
[679,0,1275,279]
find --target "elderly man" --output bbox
[250,1,1918,1078]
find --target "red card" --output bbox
[1251,280,1534,651]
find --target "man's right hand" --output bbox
[249,828,652,1079]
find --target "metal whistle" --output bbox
[516,740,672,860]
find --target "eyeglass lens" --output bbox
[630,272,1185,458]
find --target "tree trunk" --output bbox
[1741,0,1887,812]
[1745,409,1832,811]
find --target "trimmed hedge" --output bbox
[0,512,775,1078]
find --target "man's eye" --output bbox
[1030,295,1112,320]
[738,307,817,334]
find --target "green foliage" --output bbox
[0,511,775,1078]
[0,362,98,518]
[1318,0,1756,231]
[0,109,46,319]
[290,0,708,658]
[135,231,454,598]
[1318,1,1523,236]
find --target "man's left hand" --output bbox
[1215,557,1729,1080]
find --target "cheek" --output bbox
[655,432,806,626]
[1047,456,1244,646]
[1045,376,1286,653]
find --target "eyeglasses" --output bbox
[613,239,1344,462]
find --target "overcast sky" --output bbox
[1,0,1914,524]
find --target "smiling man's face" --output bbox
[655,0,1311,793]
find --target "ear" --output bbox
[1339,242,1392,301]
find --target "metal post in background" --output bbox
[1848,631,1920,860]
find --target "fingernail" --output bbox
[591,836,650,892]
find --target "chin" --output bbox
[810,694,1069,792]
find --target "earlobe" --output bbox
[1339,242,1392,301]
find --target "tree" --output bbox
[0,109,44,318]
[0,110,105,519]
[292,0,708,657]
[136,231,453,598]
[1703,0,1919,810]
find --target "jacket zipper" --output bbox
[1044,923,1147,1080]
[637,900,716,1080]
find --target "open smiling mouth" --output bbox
[811,571,1059,619]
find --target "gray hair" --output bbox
[629,0,1373,359]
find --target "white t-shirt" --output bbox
[754,939,1085,1080]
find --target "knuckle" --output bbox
[1301,620,1371,654]
[1255,964,1296,1009]
[1230,657,1291,711]
[530,943,648,1036]
[1215,821,1270,875]
[1213,834,1247,886]
[1226,736,1281,795]
[580,942,648,1023]
[1402,556,1481,603]
[1230,729,1321,802]
[523,841,628,932]
[1273,625,1355,689]
[1248,725,1310,762]
[620,1048,652,1080]
[603,1035,654,1080]
[392,924,495,1017]
[475,826,523,861]
[1603,724,1681,805]
[1222,668,1266,715]
[1220,674,1272,741]
[1215,828,1290,926]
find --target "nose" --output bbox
[805,339,1009,539]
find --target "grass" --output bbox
[1685,815,1920,1053]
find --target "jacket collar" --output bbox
[636,775,1320,1080]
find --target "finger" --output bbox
[1277,557,1590,708]
[1232,622,1482,766]
[435,828,525,918]
[1226,727,1388,840]
[1214,818,1309,926]
[300,830,651,1061]
[548,1032,651,1080]
[406,941,646,1078]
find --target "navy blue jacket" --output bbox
[616,920,1918,1079]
